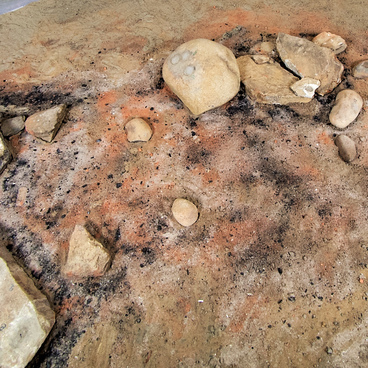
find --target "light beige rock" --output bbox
[312,32,347,54]
[290,78,321,98]
[276,33,344,95]
[162,39,240,115]
[1,116,25,137]
[25,104,66,142]
[353,60,368,78]
[125,118,152,142]
[237,55,312,104]
[251,55,272,64]
[335,135,356,162]
[172,198,199,227]
[0,131,12,174]
[0,247,55,368]
[63,225,111,278]
[329,90,363,129]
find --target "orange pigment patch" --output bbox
[184,7,347,42]
[228,295,263,333]
[317,131,334,146]
[0,63,35,84]
[97,91,119,114]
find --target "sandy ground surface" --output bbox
[1,0,368,367]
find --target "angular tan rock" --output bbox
[237,55,312,104]
[125,118,152,142]
[1,116,25,137]
[352,60,368,78]
[162,39,240,115]
[290,78,320,98]
[312,32,347,54]
[172,198,199,227]
[0,247,55,368]
[25,104,67,142]
[276,33,344,95]
[63,225,111,278]
[0,131,12,174]
[329,90,363,129]
[335,134,357,162]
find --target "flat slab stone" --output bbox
[63,225,111,278]
[163,39,240,115]
[0,248,55,368]
[0,131,12,174]
[25,104,67,142]
[237,55,312,104]
[276,33,344,96]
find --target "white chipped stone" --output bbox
[335,135,357,162]
[163,39,240,115]
[0,131,12,174]
[172,198,199,227]
[312,32,347,54]
[0,248,55,368]
[290,78,321,98]
[329,90,363,129]
[125,118,152,142]
[1,116,25,137]
[63,225,111,278]
[25,104,66,142]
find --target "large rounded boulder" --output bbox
[163,39,240,115]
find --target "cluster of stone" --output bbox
[0,104,67,174]
[162,34,365,163]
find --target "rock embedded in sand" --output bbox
[0,131,12,174]
[25,104,66,142]
[162,38,240,115]
[172,198,199,227]
[329,90,363,129]
[335,134,357,162]
[290,77,321,98]
[0,247,55,368]
[352,60,368,78]
[1,116,25,137]
[125,118,152,142]
[312,32,347,54]
[237,55,312,104]
[276,33,344,95]
[63,225,111,278]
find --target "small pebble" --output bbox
[172,198,198,227]
[353,60,368,79]
[326,347,333,355]
[335,135,356,162]
[1,116,25,137]
[125,118,152,142]
[251,55,271,64]
[329,90,363,129]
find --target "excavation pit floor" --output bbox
[1,1,368,367]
